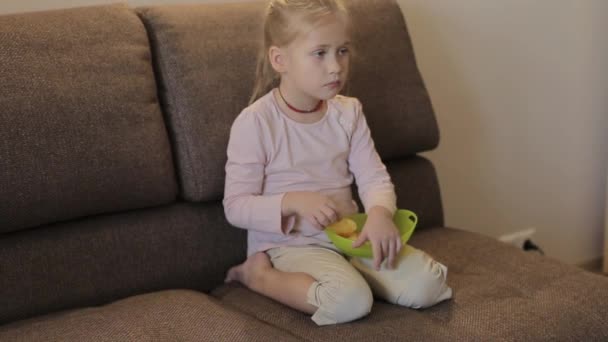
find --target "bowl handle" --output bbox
[408,214,418,225]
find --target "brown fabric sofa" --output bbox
[1,1,607,340]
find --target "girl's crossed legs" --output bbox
[226,245,452,326]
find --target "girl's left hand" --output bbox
[352,206,402,270]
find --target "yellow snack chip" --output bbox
[328,218,357,237]
[347,231,360,241]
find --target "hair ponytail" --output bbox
[249,44,278,105]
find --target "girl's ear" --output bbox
[269,46,287,74]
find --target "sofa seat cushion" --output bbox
[212,227,608,341]
[0,290,302,342]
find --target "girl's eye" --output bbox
[313,50,326,57]
[339,47,349,55]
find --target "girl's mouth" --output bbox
[325,80,341,88]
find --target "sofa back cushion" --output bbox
[138,0,438,202]
[0,4,177,233]
[0,202,246,325]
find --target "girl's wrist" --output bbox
[367,205,393,219]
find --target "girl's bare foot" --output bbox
[225,252,273,290]
[225,251,318,315]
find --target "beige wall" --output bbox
[2,0,607,264]
[399,0,608,265]
[605,169,608,272]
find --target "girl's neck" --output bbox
[274,85,326,124]
[278,87,323,114]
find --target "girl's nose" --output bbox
[328,57,342,74]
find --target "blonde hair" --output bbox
[249,0,351,105]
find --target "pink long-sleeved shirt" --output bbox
[223,90,397,256]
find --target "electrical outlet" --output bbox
[499,228,537,249]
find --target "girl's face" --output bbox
[277,14,350,102]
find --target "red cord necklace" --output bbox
[278,87,323,114]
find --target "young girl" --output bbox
[223,0,452,326]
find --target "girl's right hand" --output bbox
[282,191,339,230]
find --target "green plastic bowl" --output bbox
[325,209,418,258]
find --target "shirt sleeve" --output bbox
[347,99,397,215]
[223,111,295,235]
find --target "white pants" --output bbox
[266,244,453,326]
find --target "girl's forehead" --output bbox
[292,16,350,48]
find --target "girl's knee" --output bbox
[397,260,452,309]
[335,283,374,323]
[310,280,373,325]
